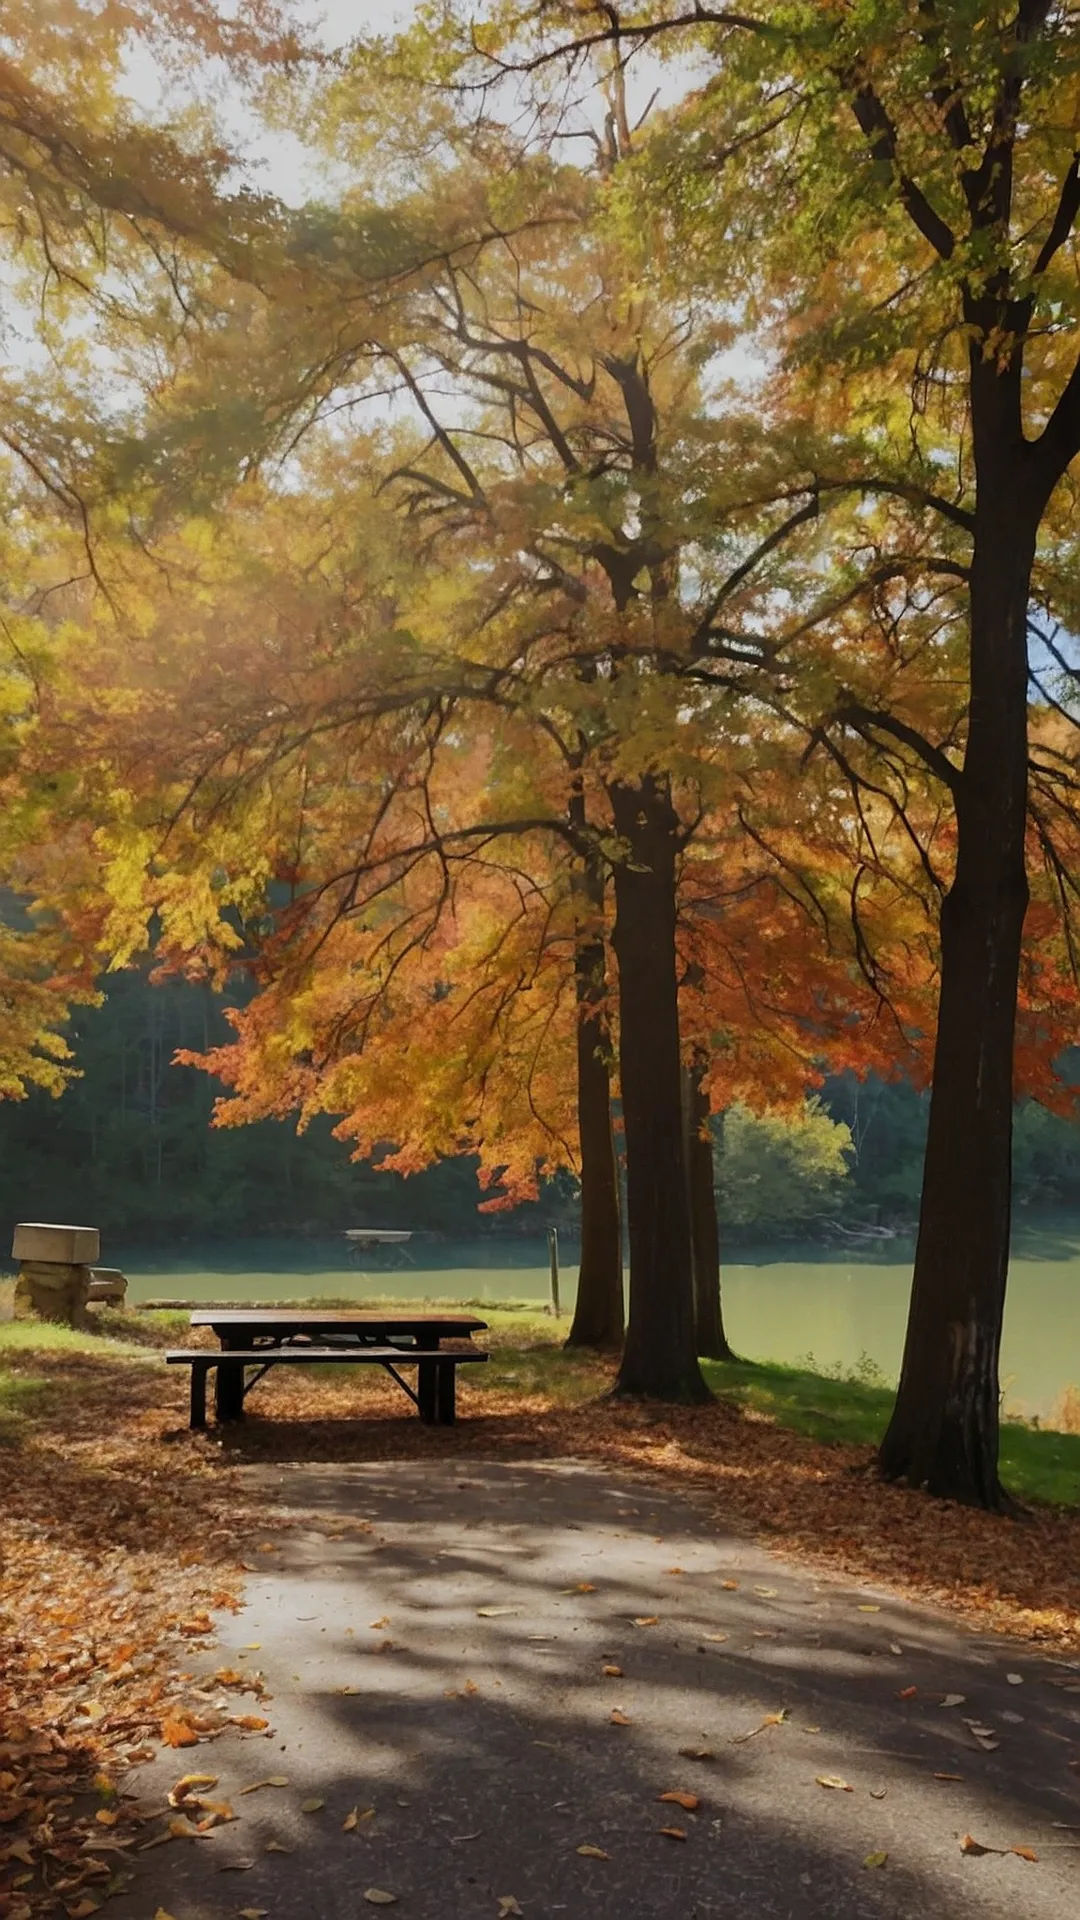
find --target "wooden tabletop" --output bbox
[190,1309,488,1333]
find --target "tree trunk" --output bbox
[878,447,1037,1508]
[565,859,624,1351]
[682,1057,735,1361]
[609,775,711,1403]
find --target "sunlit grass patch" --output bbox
[702,1355,1080,1508]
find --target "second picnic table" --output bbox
[166,1308,489,1430]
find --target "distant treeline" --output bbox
[2,972,1079,1247]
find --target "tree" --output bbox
[477,0,1080,1501]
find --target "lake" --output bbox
[116,1219,1080,1423]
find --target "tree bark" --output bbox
[609,775,711,1403]
[878,425,1038,1507]
[682,1057,736,1361]
[565,856,624,1351]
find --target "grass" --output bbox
[701,1354,1080,1507]
[2,1295,1079,1505]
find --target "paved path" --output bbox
[122,1459,1080,1919]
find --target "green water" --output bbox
[115,1222,1080,1422]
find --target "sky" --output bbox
[121,0,701,206]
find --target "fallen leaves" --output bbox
[609,1708,632,1726]
[179,1613,214,1637]
[815,1775,854,1792]
[477,1606,522,1618]
[239,1776,288,1794]
[496,1899,523,1918]
[657,1791,699,1811]
[631,1616,659,1628]
[363,1889,398,1906]
[300,1796,325,1814]
[657,1825,687,1840]
[602,1664,623,1677]
[576,1843,610,1859]
[960,1835,1038,1861]
[733,1709,789,1744]
[168,1773,218,1804]
[864,1851,888,1869]
[160,1715,200,1749]
[344,1806,375,1830]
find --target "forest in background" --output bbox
[3,972,1079,1249]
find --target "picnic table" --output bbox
[166,1309,488,1431]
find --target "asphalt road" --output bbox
[120,1458,1080,1919]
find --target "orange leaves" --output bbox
[609,1709,632,1727]
[657,1791,699,1812]
[178,1612,214,1637]
[960,1835,1038,1862]
[160,1715,200,1749]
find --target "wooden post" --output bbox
[547,1226,561,1317]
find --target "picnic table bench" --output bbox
[166,1309,488,1431]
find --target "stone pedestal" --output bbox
[12,1223,100,1327]
[88,1267,128,1305]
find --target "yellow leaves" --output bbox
[602,1664,623,1677]
[576,1843,610,1859]
[300,1797,325,1814]
[497,1900,523,1918]
[863,1851,888,1869]
[701,1632,729,1644]
[343,1806,375,1830]
[239,1777,288,1795]
[559,1583,598,1595]
[815,1775,854,1792]
[477,1606,522,1617]
[631,1616,659,1628]
[363,1890,398,1905]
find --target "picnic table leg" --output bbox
[190,1360,209,1431]
[416,1357,437,1423]
[215,1358,245,1423]
[436,1362,457,1426]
